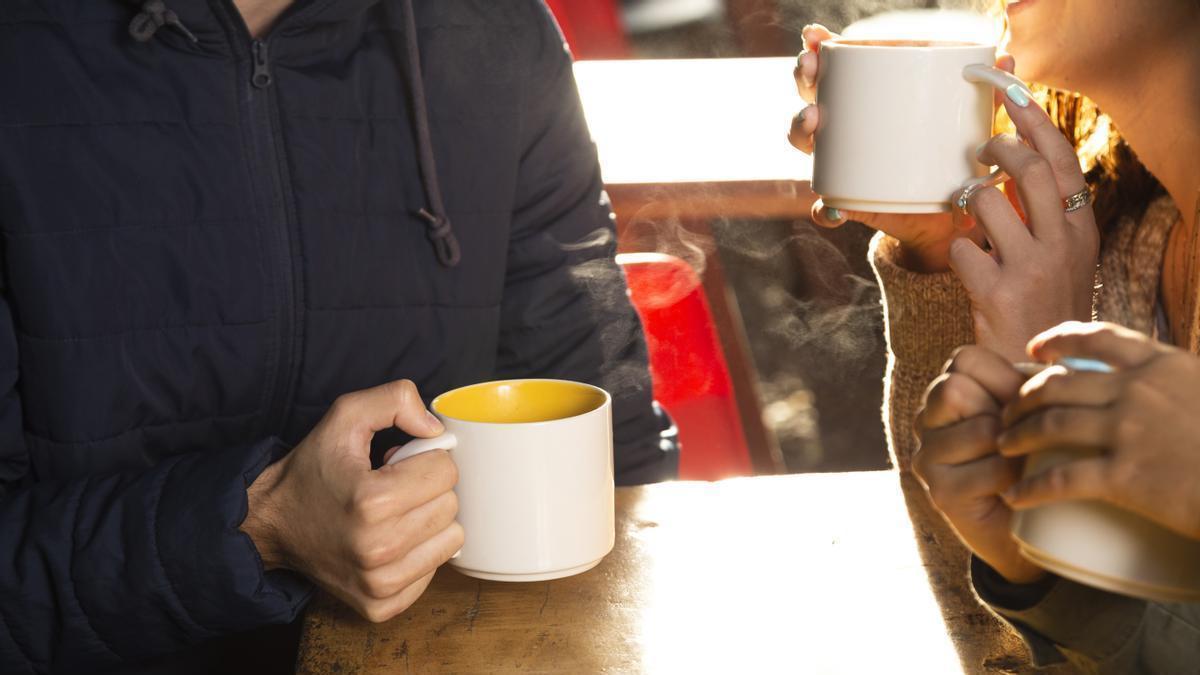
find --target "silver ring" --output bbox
[1063,186,1093,213]
[955,183,986,214]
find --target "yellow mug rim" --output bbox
[431,378,611,426]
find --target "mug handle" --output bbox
[958,64,1037,196]
[383,432,463,560]
[384,432,458,466]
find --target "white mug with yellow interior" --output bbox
[386,379,615,582]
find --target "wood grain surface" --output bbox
[297,471,1073,674]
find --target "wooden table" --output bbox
[297,471,1072,674]
[575,58,812,474]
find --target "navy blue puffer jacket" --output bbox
[0,0,674,672]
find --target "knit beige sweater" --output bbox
[869,195,1183,472]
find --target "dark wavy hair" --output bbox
[989,2,1166,231]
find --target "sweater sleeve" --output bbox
[868,233,976,470]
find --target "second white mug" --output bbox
[812,39,1030,214]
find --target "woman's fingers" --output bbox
[963,184,1030,256]
[810,198,852,228]
[925,453,1023,507]
[795,25,835,102]
[947,233,1000,298]
[795,51,818,102]
[1000,87,1090,225]
[945,345,1027,403]
[997,406,1114,458]
[977,134,1069,242]
[1003,457,1110,509]
[787,104,818,153]
[1003,368,1122,427]
[914,415,1001,472]
[1028,321,1163,369]
[920,371,1000,430]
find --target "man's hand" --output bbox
[914,346,1048,584]
[241,380,463,623]
[1001,322,1200,540]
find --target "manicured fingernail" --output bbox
[1005,84,1031,107]
[1057,357,1114,373]
[974,141,990,159]
[795,108,807,125]
[426,411,444,432]
[823,206,843,222]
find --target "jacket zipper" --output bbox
[211,0,305,441]
[246,38,303,438]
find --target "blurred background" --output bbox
[548,0,989,474]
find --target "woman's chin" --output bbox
[1005,42,1049,84]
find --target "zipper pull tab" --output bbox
[252,40,273,89]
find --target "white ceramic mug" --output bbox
[386,379,615,582]
[1012,449,1200,603]
[1011,360,1200,602]
[812,39,1030,213]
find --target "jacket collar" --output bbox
[120,0,386,42]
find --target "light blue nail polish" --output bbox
[974,140,989,158]
[824,206,842,222]
[1005,83,1031,107]
[1057,357,1114,373]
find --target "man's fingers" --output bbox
[1028,321,1162,369]
[997,406,1113,458]
[1003,369,1122,427]
[364,449,458,517]
[787,105,818,153]
[1003,457,1110,509]
[331,379,444,438]
[976,134,1068,241]
[356,522,464,607]
[351,489,459,570]
[356,570,437,624]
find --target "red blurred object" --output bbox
[618,253,753,480]
[545,0,630,59]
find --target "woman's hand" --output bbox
[948,91,1100,361]
[1001,321,1200,540]
[913,346,1048,584]
[788,24,989,273]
